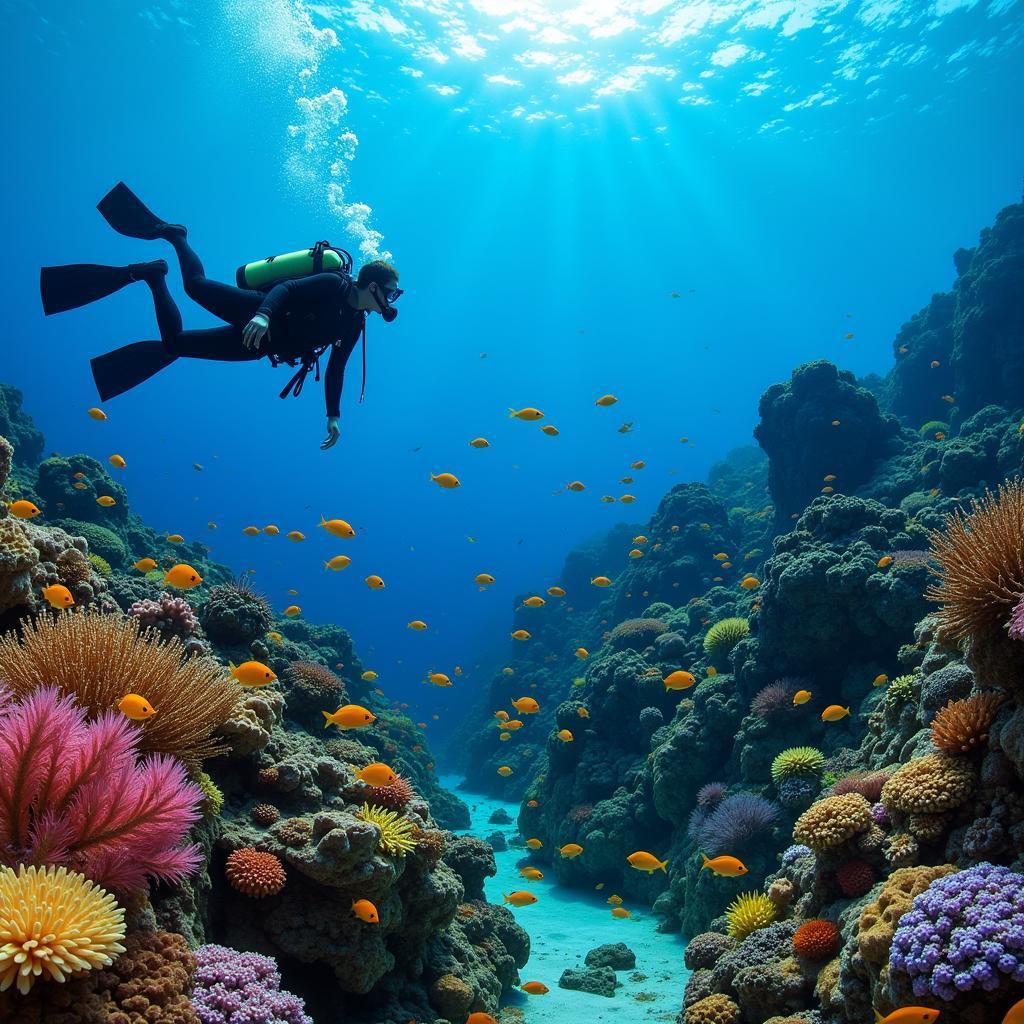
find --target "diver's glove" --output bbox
[321,416,341,451]
[242,313,270,350]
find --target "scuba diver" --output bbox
[40,183,401,450]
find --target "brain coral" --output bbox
[880,754,975,814]
[857,863,957,965]
[685,993,741,1024]
[835,859,875,898]
[703,617,750,661]
[890,862,1024,1000]
[725,891,777,940]
[684,931,736,971]
[793,793,872,853]
[930,691,1005,754]
[792,919,840,961]
[771,746,826,784]
[225,848,286,898]
[609,617,668,649]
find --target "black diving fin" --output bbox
[96,181,166,240]
[91,341,178,402]
[40,263,132,316]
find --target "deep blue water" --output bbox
[4,0,1023,745]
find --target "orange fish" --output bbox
[355,763,397,787]
[521,981,549,995]
[526,799,539,808]
[511,697,539,714]
[611,907,632,919]
[525,838,543,849]
[556,729,573,742]
[663,670,695,691]
[793,689,812,705]
[8,500,40,519]
[700,854,747,877]
[821,705,850,722]
[503,890,538,907]
[877,556,893,568]
[510,407,544,421]
[351,899,379,923]
[467,1014,499,1024]
[627,851,667,873]
[873,1010,940,1024]
[1001,998,1024,1024]
[559,843,583,858]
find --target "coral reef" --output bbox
[191,944,312,1023]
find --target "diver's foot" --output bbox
[127,259,168,283]
[154,221,187,242]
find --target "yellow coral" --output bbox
[880,754,974,814]
[857,864,958,964]
[0,865,127,994]
[685,993,741,1024]
[361,802,417,856]
[724,891,776,940]
[793,793,872,853]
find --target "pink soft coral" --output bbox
[0,685,203,895]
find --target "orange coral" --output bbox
[362,774,414,810]
[930,691,1005,754]
[225,848,286,898]
[792,919,840,960]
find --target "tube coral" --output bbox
[724,891,776,940]
[0,686,202,894]
[0,864,127,995]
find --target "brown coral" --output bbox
[285,660,346,700]
[930,691,1005,754]
[0,517,38,613]
[685,993,741,1024]
[793,793,872,853]
[55,548,92,586]
[857,863,958,964]
[225,848,286,898]
[429,972,474,1020]
[0,610,240,771]
[833,771,890,802]
[274,817,313,847]
[250,803,280,826]
[906,812,952,841]
[411,825,446,865]
[883,832,919,868]
[609,617,668,648]
[881,754,974,814]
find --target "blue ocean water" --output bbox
[4,0,1023,744]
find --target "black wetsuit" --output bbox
[148,234,365,416]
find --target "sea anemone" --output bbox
[834,771,891,803]
[724,891,776,940]
[930,691,1005,754]
[696,782,727,807]
[792,919,840,960]
[0,865,127,995]
[703,617,749,661]
[225,848,286,898]
[698,793,779,855]
[749,682,795,720]
[360,802,417,856]
[771,746,826,784]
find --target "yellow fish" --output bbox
[87,407,107,421]
[601,495,616,503]
[41,584,75,608]
[611,907,632,919]
[322,704,377,730]
[431,472,461,489]
[361,671,378,682]
[95,495,117,507]
[519,867,544,881]
[117,693,156,720]
[873,674,888,687]
[525,838,543,849]
[633,536,648,544]
[664,671,695,691]
[469,437,490,448]
[230,660,277,688]
[629,549,644,559]
[700,854,747,877]
[509,407,544,421]
[283,605,301,617]
[620,494,636,504]
[355,763,397,786]
[287,530,305,542]
[511,629,531,641]
[523,596,545,608]
[620,476,634,484]
[499,731,511,741]
[630,460,646,470]
[873,1010,940,1024]
[821,704,851,722]
[494,710,510,722]
[263,525,280,536]
[242,526,260,536]
[713,553,729,561]
[823,474,836,482]
[559,843,583,858]
[8,500,41,519]
[595,394,617,407]
[133,558,157,572]
[428,672,452,687]
[556,729,573,742]
[821,486,834,494]
[72,482,88,490]
[627,851,668,873]
[502,890,538,907]
[521,981,549,995]
[607,895,623,906]
[793,689,812,705]
[707,667,717,677]
[502,666,514,675]
[351,898,379,924]
[540,425,559,436]
[475,573,495,586]
[497,766,513,777]
[577,706,590,719]
[739,576,760,590]
[511,697,539,714]
[877,555,893,568]
[407,620,428,631]
[320,516,356,538]
[504,720,523,730]
[164,564,202,589]
[547,586,566,597]
[365,575,385,589]
[591,576,611,587]
[166,534,184,544]
[107,454,126,469]
[575,647,589,659]
[266,631,283,644]
[325,555,352,571]
[567,481,585,492]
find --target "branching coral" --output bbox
[881,754,975,814]
[703,617,749,661]
[696,793,779,855]
[792,919,840,960]
[225,848,286,898]
[360,802,417,856]
[771,746,826,784]
[930,691,1005,754]
[0,610,241,771]
[724,891,777,940]
[0,686,202,894]
[793,793,872,853]
[0,864,126,994]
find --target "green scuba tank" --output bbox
[236,240,353,291]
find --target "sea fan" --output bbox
[697,793,779,855]
[0,685,202,895]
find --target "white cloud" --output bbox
[487,73,522,85]
[452,32,487,59]
[428,83,461,95]
[399,65,424,77]
[710,42,749,66]
[557,67,596,85]
[515,49,561,66]
[594,64,676,96]
[537,26,575,44]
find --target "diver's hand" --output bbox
[321,417,341,450]
[242,313,269,350]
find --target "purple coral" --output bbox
[129,591,202,650]
[750,681,796,719]
[191,944,313,1024]
[1008,594,1024,641]
[782,843,813,866]
[696,782,727,808]
[888,549,932,567]
[889,862,1024,1001]
[696,792,780,855]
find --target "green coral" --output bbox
[195,769,224,817]
[886,674,919,709]
[703,617,750,661]
[771,746,826,784]
[54,518,128,567]
[571,677,586,689]
[87,552,112,578]
[918,420,950,438]
[821,770,838,787]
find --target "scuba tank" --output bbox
[236,240,353,290]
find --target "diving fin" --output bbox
[40,263,132,316]
[90,341,177,401]
[96,181,166,240]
